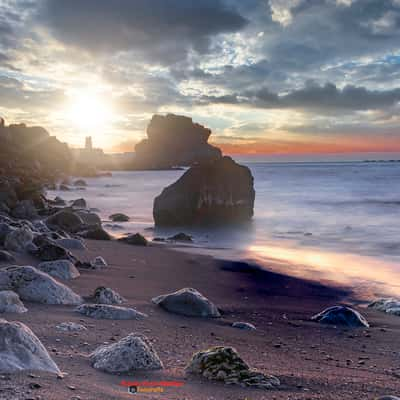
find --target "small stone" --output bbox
[91,256,108,269]
[232,322,256,330]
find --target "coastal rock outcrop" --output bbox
[152,288,221,318]
[186,346,280,389]
[56,322,87,332]
[153,156,255,226]
[37,260,80,280]
[75,304,147,320]
[33,238,75,262]
[311,306,369,327]
[90,333,163,373]
[109,213,129,222]
[79,227,111,240]
[0,319,61,374]
[0,249,16,263]
[119,233,148,246]
[46,210,84,232]
[0,290,27,313]
[368,298,400,316]
[0,265,82,305]
[133,114,222,169]
[4,226,34,252]
[93,286,125,305]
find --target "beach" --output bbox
[2,239,400,400]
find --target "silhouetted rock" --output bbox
[4,227,34,252]
[33,238,74,262]
[46,210,84,232]
[11,200,38,220]
[75,210,101,226]
[80,227,111,240]
[71,198,87,208]
[154,156,255,226]
[0,250,16,263]
[168,232,193,242]
[311,306,369,327]
[119,233,148,246]
[133,114,222,169]
[109,213,130,222]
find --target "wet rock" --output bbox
[0,250,16,263]
[94,287,125,305]
[0,291,27,313]
[37,260,80,280]
[75,210,101,226]
[232,322,256,330]
[90,333,163,373]
[33,239,74,262]
[368,298,400,316]
[4,227,34,252]
[80,227,111,241]
[71,198,87,209]
[91,256,108,269]
[56,238,87,250]
[0,265,82,305]
[11,200,38,220]
[311,306,369,328]
[152,288,221,318]
[76,304,147,320]
[167,232,193,242]
[0,319,60,373]
[0,222,14,245]
[186,346,280,389]
[56,322,87,332]
[53,196,66,206]
[109,213,130,222]
[73,179,87,187]
[46,210,84,232]
[119,233,147,246]
[153,156,255,226]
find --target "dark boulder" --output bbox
[73,179,87,187]
[80,227,111,241]
[311,306,369,328]
[119,233,147,246]
[46,210,84,232]
[32,236,75,262]
[11,200,38,220]
[167,232,193,242]
[153,156,255,226]
[109,213,130,222]
[0,250,16,263]
[75,210,101,227]
[71,198,87,208]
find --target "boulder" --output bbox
[56,322,87,332]
[56,237,87,250]
[152,288,221,318]
[11,200,38,220]
[0,290,27,313]
[232,322,256,331]
[119,233,147,246]
[109,213,130,222]
[71,198,87,208]
[0,319,60,373]
[90,333,163,374]
[368,298,400,316]
[4,227,34,252]
[59,184,70,191]
[186,346,280,389]
[153,156,255,226]
[167,232,193,242]
[0,222,14,245]
[0,249,16,263]
[73,179,87,187]
[75,210,101,226]
[0,265,82,305]
[311,306,369,328]
[46,210,84,232]
[80,227,111,240]
[76,304,147,320]
[94,287,125,305]
[37,260,80,280]
[53,196,66,206]
[33,240,74,262]
[91,256,108,269]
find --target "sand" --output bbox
[1,239,399,399]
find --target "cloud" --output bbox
[38,0,247,64]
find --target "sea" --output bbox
[49,161,400,297]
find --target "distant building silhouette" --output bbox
[85,136,93,150]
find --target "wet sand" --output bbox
[1,239,400,399]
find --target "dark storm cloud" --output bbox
[38,0,247,64]
[202,82,400,111]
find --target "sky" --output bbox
[0,0,400,159]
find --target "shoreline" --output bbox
[2,239,400,399]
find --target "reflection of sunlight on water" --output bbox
[247,244,400,298]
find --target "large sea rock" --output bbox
[0,265,82,305]
[153,156,255,226]
[133,114,222,169]
[0,319,60,373]
[311,306,369,328]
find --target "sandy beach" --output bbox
[2,239,399,400]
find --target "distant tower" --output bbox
[85,136,93,151]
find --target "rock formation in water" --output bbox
[133,114,222,169]
[153,156,255,226]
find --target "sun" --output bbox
[65,89,113,131]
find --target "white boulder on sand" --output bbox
[186,346,280,389]
[56,322,87,332]
[0,266,82,305]
[37,260,80,280]
[90,333,163,374]
[93,286,125,305]
[75,304,147,320]
[4,227,33,252]
[0,290,27,313]
[91,256,108,269]
[311,305,369,327]
[152,287,221,317]
[368,298,400,316]
[0,319,60,374]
